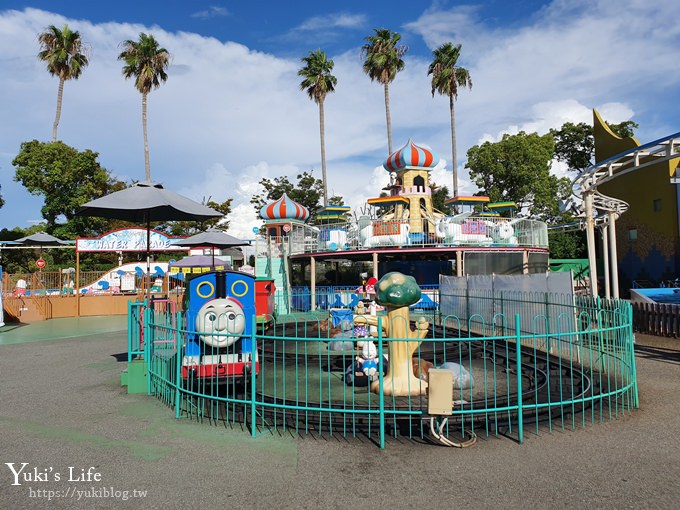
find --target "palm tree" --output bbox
[298,50,337,207]
[118,33,170,182]
[37,24,89,142]
[428,42,472,200]
[361,29,408,155]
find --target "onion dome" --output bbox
[260,193,309,221]
[383,139,440,172]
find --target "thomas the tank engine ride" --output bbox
[182,270,259,381]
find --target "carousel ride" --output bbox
[140,139,635,448]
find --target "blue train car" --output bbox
[182,270,258,380]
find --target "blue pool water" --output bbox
[633,288,680,304]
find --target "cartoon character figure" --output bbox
[344,340,389,386]
[359,341,379,379]
[195,297,246,347]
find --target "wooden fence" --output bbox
[631,301,680,338]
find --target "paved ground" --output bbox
[0,318,678,509]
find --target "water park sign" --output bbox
[76,228,182,253]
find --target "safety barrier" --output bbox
[140,292,637,448]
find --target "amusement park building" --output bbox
[593,110,680,290]
[255,140,549,296]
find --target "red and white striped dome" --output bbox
[259,193,309,221]
[383,139,440,172]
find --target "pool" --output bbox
[630,288,680,304]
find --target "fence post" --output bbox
[378,316,385,449]
[144,301,152,396]
[628,303,640,409]
[251,314,258,438]
[175,310,182,419]
[515,313,524,444]
[127,301,133,362]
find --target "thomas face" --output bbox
[196,298,246,347]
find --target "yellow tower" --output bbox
[367,139,444,237]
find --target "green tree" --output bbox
[609,120,638,139]
[548,229,587,259]
[37,24,89,142]
[167,197,232,236]
[0,184,4,209]
[251,171,327,221]
[12,140,126,235]
[428,42,472,200]
[430,182,450,212]
[551,122,594,173]
[328,195,345,206]
[298,50,337,208]
[551,120,638,172]
[118,33,170,182]
[466,131,571,220]
[361,29,408,154]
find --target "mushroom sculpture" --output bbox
[358,272,430,396]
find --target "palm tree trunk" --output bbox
[142,91,151,181]
[319,99,328,207]
[384,82,393,155]
[450,93,458,201]
[52,78,65,142]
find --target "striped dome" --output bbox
[383,139,440,172]
[260,193,309,221]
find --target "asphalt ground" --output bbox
[0,318,679,509]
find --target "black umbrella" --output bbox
[77,181,222,294]
[170,228,248,266]
[14,232,70,260]
[14,232,69,246]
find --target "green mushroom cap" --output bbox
[375,272,421,307]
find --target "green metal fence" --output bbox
[139,291,637,448]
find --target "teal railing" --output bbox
[139,291,637,448]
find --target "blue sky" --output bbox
[1,0,679,238]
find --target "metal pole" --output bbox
[515,313,523,444]
[601,225,610,298]
[76,251,80,317]
[609,211,620,299]
[584,191,599,297]
[310,256,316,312]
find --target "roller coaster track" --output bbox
[569,130,680,217]
[558,131,680,296]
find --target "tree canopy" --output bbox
[466,131,571,221]
[298,49,337,207]
[12,140,126,236]
[118,33,170,181]
[361,29,408,154]
[166,197,233,236]
[428,42,472,199]
[37,24,89,142]
[430,182,450,212]
[551,120,639,172]
[118,33,170,96]
[250,170,344,222]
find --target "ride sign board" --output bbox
[36,258,46,269]
[76,228,185,253]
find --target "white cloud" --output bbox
[297,13,366,32]
[190,6,229,20]
[2,2,680,232]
